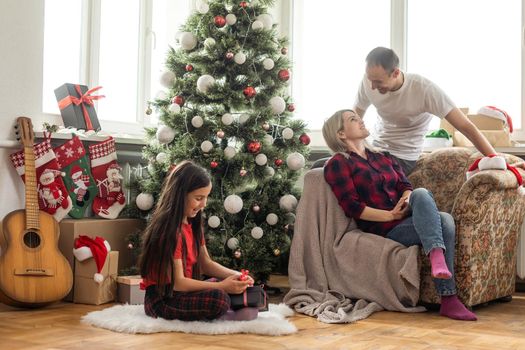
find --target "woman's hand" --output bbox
[219,274,252,294]
[390,196,410,220]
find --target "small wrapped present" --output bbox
[54,83,104,132]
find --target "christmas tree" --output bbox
[131,0,310,282]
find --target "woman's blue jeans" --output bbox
[386,188,457,296]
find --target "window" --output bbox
[407,0,523,133]
[291,1,391,134]
[42,0,192,134]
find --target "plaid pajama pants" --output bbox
[144,285,231,321]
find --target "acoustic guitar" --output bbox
[0,117,73,307]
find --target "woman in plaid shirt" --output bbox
[322,109,476,321]
[139,161,257,321]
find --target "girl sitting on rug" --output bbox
[139,160,257,321]
[321,109,477,321]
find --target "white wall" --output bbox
[0,1,60,219]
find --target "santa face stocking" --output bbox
[89,137,126,219]
[54,136,97,218]
[10,139,73,221]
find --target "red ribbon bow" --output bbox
[58,85,105,131]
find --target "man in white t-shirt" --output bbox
[354,47,497,175]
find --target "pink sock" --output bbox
[429,248,452,279]
[440,295,477,321]
[219,307,258,321]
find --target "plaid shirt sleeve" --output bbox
[387,153,413,193]
[323,154,366,219]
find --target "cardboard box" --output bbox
[59,218,145,301]
[74,251,119,305]
[117,275,145,305]
[467,114,505,130]
[453,130,512,147]
[54,83,102,132]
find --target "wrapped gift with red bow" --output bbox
[54,83,105,132]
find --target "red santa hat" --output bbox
[73,235,111,283]
[477,106,513,133]
[466,154,522,186]
[70,165,83,179]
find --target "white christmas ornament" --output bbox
[168,103,181,114]
[147,163,155,174]
[263,134,274,145]
[226,13,237,25]
[266,213,278,225]
[179,32,197,50]
[196,74,215,93]
[224,195,243,214]
[191,116,204,128]
[282,127,294,140]
[264,166,275,177]
[227,237,239,250]
[136,193,154,211]
[156,125,176,144]
[204,37,216,48]
[156,152,168,163]
[208,215,221,228]
[251,20,263,31]
[269,96,286,114]
[279,194,298,212]
[155,90,168,100]
[223,146,236,159]
[159,71,176,88]
[239,113,250,124]
[286,152,306,171]
[234,52,246,64]
[221,113,234,125]
[196,0,209,14]
[262,58,275,70]
[257,14,273,30]
[200,140,213,153]
[255,153,267,166]
[251,227,264,239]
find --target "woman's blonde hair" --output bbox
[322,109,355,153]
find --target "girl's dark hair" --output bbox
[139,160,211,296]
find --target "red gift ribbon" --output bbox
[58,85,105,131]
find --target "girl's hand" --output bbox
[219,274,251,294]
[390,197,410,220]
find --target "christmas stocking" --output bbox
[10,138,73,221]
[54,136,97,218]
[89,137,126,219]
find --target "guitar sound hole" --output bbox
[23,231,41,248]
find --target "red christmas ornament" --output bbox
[210,161,219,169]
[243,86,256,99]
[247,140,261,153]
[225,52,234,60]
[278,69,290,81]
[274,159,283,167]
[185,64,193,72]
[287,103,295,112]
[240,1,248,8]
[281,47,288,55]
[214,15,226,27]
[299,133,311,145]
[172,95,184,106]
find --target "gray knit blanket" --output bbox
[283,168,426,323]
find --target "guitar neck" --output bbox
[24,145,40,229]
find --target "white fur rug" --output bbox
[82,303,297,336]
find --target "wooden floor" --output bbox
[2,276,525,350]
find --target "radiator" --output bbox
[517,220,525,279]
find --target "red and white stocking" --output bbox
[89,137,126,219]
[10,139,73,221]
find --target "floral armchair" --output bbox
[409,148,525,306]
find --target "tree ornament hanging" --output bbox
[281,47,288,55]
[266,213,278,225]
[159,71,176,88]
[239,113,250,124]
[224,195,243,214]
[269,96,286,114]
[185,64,194,72]
[234,52,247,64]
[204,37,216,48]
[145,104,152,115]
[299,133,311,145]
[234,250,242,259]
[222,113,234,125]
[224,146,236,159]
[255,153,268,166]
[262,58,275,70]
[282,127,294,140]
[287,103,295,112]
[256,14,273,30]
[168,103,181,114]
[216,130,225,139]
[273,248,281,256]
[136,192,154,211]
[251,226,263,239]
[286,152,306,171]
[247,140,261,153]
[179,32,197,50]
[227,237,239,249]
[156,125,176,144]
[251,20,264,31]
[274,158,283,167]
[196,74,215,93]
[240,1,248,8]
[279,194,298,212]
[252,203,261,213]
[278,69,290,81]
[239,167,247,176]
[243,86,256,99]
[128,243,134,249]
[208,215,221,228]
[262,122,270,131]
[210,160,219,169]
[172,95,184,106]
[201,140,213,153]
[156,152,168,163]
[226,13,237,25]
[264,166,275,177]
[191,115,204,128]
[196,0,209,14]
[214,15,226,28]
[263,134,274,145]
[225,52,234,60]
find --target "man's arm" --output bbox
[445,107,496,156]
